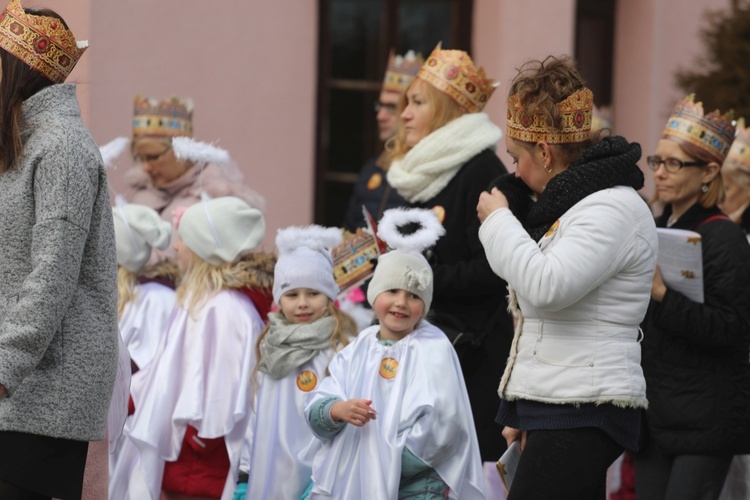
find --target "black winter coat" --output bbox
[641,202,750,455]
[344,156,406,231]
[408,148,515,461]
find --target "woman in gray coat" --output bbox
[0,1,118,499]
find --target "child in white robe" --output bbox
[234,225,358,500]
[123,196,272,500]
[112,203,176,372]
[108,203,174,498]
[303,208,487,500]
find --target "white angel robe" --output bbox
[119,281,176,370]
[122,289,263,500]
[305,322,486,500]
[243,348,337,499]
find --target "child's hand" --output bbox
[331,399,377,427]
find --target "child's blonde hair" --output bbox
[176,247,275,317]
[117,266,139,319]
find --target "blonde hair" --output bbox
[386,78,466,163]
[117,265,139,319]
[176,248,275,316]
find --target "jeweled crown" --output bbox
[662,94,735,165]
[507,87,593,144]
[0,0,87,83]
[724,118,750,172]
[133,95,193,138]
[416,43,496,113]
[382,49,423,94]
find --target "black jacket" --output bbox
[641,202,750,455]
[408,148,515,460]
[344,156,406,231]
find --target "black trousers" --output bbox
[507,428,623,500]
[634,440,732,500]
[0,430,88,500]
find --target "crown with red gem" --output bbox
[382,49,423,94]
[0,0,87,83]
[662,94,735,165]
[507,87,593,144]
[416,43,496,113]
[724,118,750,173]
[133,95,193,138]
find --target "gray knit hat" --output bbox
[273,225,342,303]
[177,196,264,265]
[113,203,171,272]
[366,208,445,312]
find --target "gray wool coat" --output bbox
[0,83,118,441]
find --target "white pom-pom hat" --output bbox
[367,208,445,312]
[113,203,171,272]
[273,225,342,303]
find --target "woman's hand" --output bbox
[651,266,667,302]
[477,188,509,224]
[330,399,377,427]
[502,426,527,451]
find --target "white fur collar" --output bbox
[387,113,502,203]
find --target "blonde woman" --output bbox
[386,43,514,469]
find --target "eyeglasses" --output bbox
[374,101,398,115]
[646,156,707,173]
[134,145,172,164]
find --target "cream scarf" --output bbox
[387,112,503,203]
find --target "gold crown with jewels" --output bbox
[133,95,193,138]
[507,87,593,144]
[0,0,87,83]
[662,94,735,165]
[724,118,750,173]
[382,49,423,94]
[416,43,496,113]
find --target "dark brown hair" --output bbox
[0,8,64,172]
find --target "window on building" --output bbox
[315,0,473,227]
[575,0,616,108]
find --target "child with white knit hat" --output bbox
[303,208,486,500]
[234,225,357,500]
[122,196,274,500]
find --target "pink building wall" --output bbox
[473,0,730,201]
[20,0,734,238]
[27,0,318,249]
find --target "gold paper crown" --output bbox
[417,43,496,113]
[507,87,593,144]
[0,0,87,83]
[724,118,750,173]
[662,94,735,165]
[133,95,193,138]
[382,49,423,94]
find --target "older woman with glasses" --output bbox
[123,96,265,265]
[635,95,750,500]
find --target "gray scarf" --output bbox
[258,312,335,379]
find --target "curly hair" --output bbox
[509,56,602,166]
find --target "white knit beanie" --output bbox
[366,208,445,312]
[273,225,342,303]
[112,203,171,272]
[177,196,265,265]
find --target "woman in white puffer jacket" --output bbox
[476,56,657,500]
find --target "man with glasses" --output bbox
[344,49,422,230]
